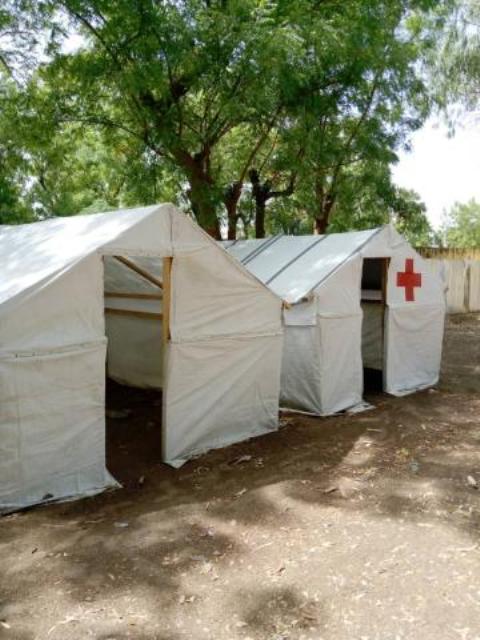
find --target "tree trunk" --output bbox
[224,181,243,240]
[316,194,336,234]
[172,147,220,238]
[250,168,296,238]
[250,170,268,239]
[315,215,328,234]
[255,198,267,238]
[314,173,336,234]
[188,178,221,238]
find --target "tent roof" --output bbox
[223,227,383,303]
[0,204,168,310]
[1,203,282,317]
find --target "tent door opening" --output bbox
[102,256,171,484]
[361,258,389,392]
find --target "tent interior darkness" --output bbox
[103,254,166,483]
[361,258,389,392]
[105,380,162,485]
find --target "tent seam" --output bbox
[300,226,385,302]
[265,235,329,285]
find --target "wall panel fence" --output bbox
[417,248,480,313]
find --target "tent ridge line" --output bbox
[265,234,329,286]
[241,233,284,265]
[300,226,384,301]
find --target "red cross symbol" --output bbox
[397,258,422,302]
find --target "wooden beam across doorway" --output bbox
[104,291,162,300]
[113,256,163,289]
[105,308,163,321]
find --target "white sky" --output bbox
[393,116,480,229]
[61,33,85,53]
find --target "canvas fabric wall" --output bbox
[0,253,118,512]
[102,213,284,466]
[384,305,445,395]
[162,214,283,466]
[0,205,283,511]
[312,254,364,414]
[225,226,445,416]
[0,206,172,511]
[280,256,364,415]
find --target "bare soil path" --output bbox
[1,315,480,640]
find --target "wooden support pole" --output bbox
[113,256,163,289]
[381,258,390,306]
[105,308,163,320]
[381,258,391,382]
[104,291,162,300]
[162,257,172,344]
[160,258,172,461]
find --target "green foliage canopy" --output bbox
[442,199,480,248]
[0,0,457,243]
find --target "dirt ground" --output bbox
[1,315,480,640]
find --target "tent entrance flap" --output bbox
[103,255,168,482]
[361,258,389,392]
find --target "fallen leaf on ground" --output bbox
[467,475,478,489]
[235,620,248,628]
[323,486,337,494]
[230,455,252,465]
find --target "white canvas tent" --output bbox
[223,225,446,415]
[0,204,283,512]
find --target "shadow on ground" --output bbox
[1,314,479,640]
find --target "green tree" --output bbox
[10,1,451,230]
[442,199,480,248]
[432,0,480,116]
[0,1,48,77]
[265,159,434,246]
[0,0,457,238]
[0,72,181,222]
[0,1,55,223]
[31,0,301,235]
[222,0,450,237]
[0,81,32,223]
